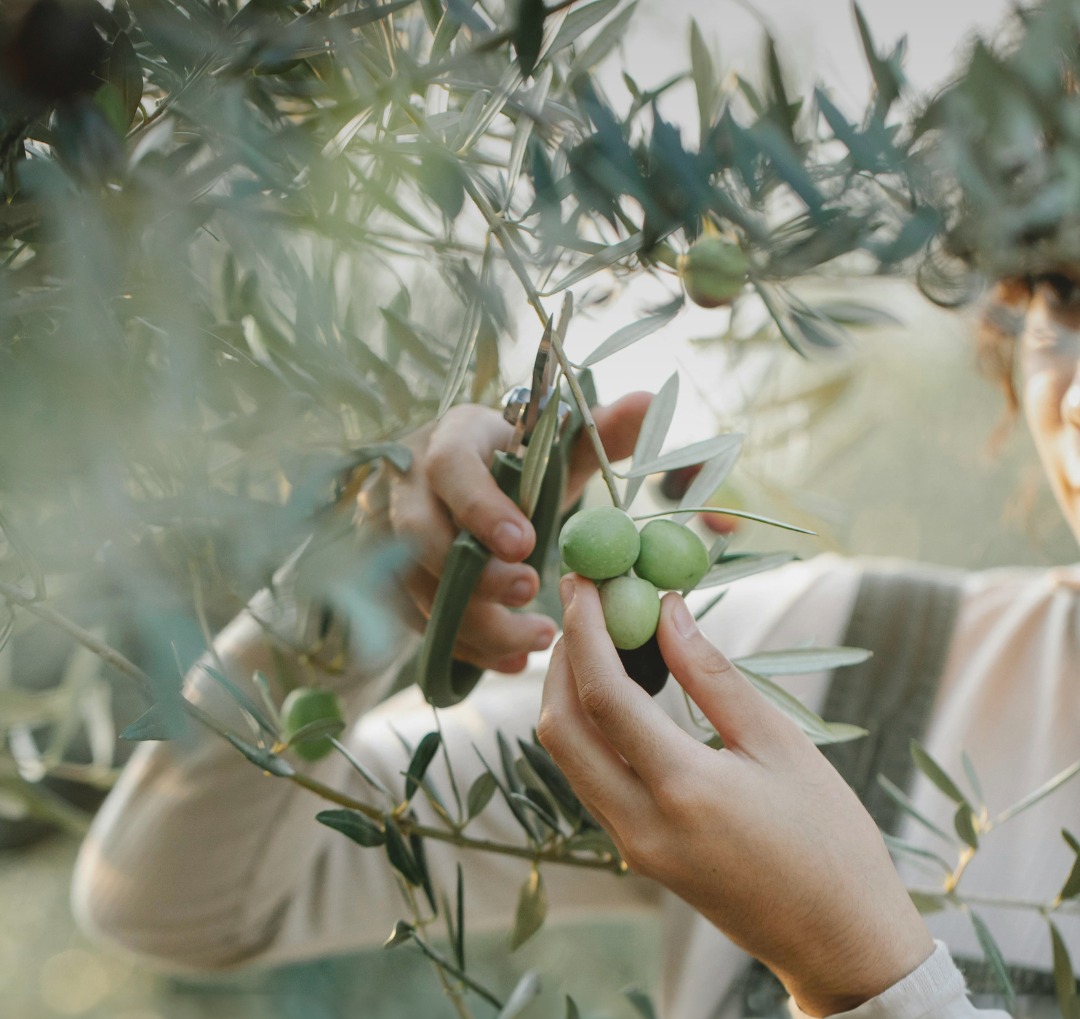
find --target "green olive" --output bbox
[599,576,661,650]
[558,506,641,581]
[677,236,749,308]
[280,687,345,761]
[634,519,710,591]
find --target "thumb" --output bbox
[655,593,793,756]
[564,391,652,507]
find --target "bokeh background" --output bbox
[6,1,1077,1018]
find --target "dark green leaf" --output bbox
[518,739,583,827]
[384,817,423,886]
[316,809,387,847]
[404,731,442,804]
[454,864,466,970]
[954,803,979,849]
[514,0,546,79]
[410,830,436,912]
[565,997,582,1019]
[466,771,498,820]
[624,988,657,1019]
[286,716,346,747]
[107,31,143,129]
[509,867,547,951]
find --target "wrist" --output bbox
[785,918,934,1017]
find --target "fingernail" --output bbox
[493,521,525,557]
[508,578,534,606]
[559,575,575,609]
[533,627,555,651]
[671,596,697,638]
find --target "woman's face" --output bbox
[1018,275,1080,547]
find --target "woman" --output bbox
[69,268,1080,1017]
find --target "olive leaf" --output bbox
[518,738,584,827]
[970,911,1015,1014]
[910,740,971,808]
[954,803,980,850]
[119,702,187,741]
[619,433,745,479]
[624,988,658,1019]
[514,0,546,79]
[509,866,547,951]
[881,833,954,875]
[404,731,442,804]
[740,669,867,747]
[694,551,798,589]
[733,646,871,677]
[497,971,543,1018]
[909,891,948,915]
[224,735,295,778]
[578,298,683,368]
[994,759,1080,826]
[1050,921,1080,1019]
[876,776,952,844]
[624,371,679,507]
[383,816,423,886]
[519,381,563,518]
[1058,830,1080,904]
[675,439,745,518]
[466,770,498,821]
[565,997,582,1019]
[316,809,387,848]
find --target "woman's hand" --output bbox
[367,394,650,674]
[538,574,934,1018]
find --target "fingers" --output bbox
[655,594,796,758]
[558,575,695,785]
[538,639,646,823]
[565,392,652,506]
[424,406,534,562]
[403,568,556,665]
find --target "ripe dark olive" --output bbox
[599,575,660,650]
[558,506,640,581]
[617,633,670,696]
[280,687,345,762]
[634,519,710,592]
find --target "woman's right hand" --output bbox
[539,574,935,1017]
[365,395,650,673]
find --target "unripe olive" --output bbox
[677,237,749,308]
[634,519,710,591]
[558,506,640,581]
[280,687,345,762]
[599,576,660,650]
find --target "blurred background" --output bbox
[4,1,1076,1018]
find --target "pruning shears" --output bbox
[415,321,592,709]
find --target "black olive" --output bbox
[616,633,669,697]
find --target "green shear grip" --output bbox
[416,370,594,710]
[417,452,522,708]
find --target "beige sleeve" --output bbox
[71,586,660,973]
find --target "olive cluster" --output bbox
[558,507,709,651]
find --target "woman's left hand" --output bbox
[538,574,934,1018]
